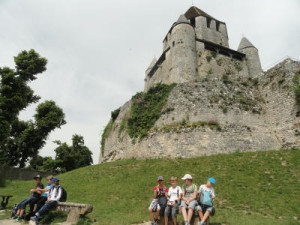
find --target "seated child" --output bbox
[181,174,198,225]
[196,177,216,225]
[12,175,44,222]
[164,176,182,225]
[148,176,168,225]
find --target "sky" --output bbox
[0,0,299,164]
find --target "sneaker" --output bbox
[14,216,22,223]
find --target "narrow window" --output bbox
[216,21,220,31]
[172,41,175,47]
[206,18,211,28]
[190,18,195,28]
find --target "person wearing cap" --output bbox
[12,175,44,222]
[148,176,168,225]
[32,175,54,213]
[31,177,62,224]
[196,177,216,225]
[181,174,198,225]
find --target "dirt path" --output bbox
[0,219,73,225]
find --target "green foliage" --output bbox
[206,55,212,62]
[222,74,232,85]
[216,58,223,66]
[111,107,120,122]
[54,134,93,173]
[233,60,243,72]
[0,50,65,168]
[100,107,121,155]
[292,69,300,105]
[101,119,113,156]
[1,150,299,225]
[211,51,217,58]
[207,68,213,75]
[127,83,176,138]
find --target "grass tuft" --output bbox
[0,149,299,225]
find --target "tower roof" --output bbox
[184,6,225,24]
[175,14,189,25]
[238,37,257,50]
[146,57,157,72]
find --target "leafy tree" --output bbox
[0,50,66,167]
[54,134,93,172]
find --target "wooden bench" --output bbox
[0,195,13,209]
[55,202,93,223]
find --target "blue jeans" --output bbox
[37,201,58,218]
[18,196,38,209]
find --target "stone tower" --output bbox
[238,37,263,77]
[144,6,263,91]
[184,6,229,47]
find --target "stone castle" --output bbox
[144,6,262,91]
[99,6,300,163]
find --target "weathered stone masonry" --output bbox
[99,6,300,163]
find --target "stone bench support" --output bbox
[56,202,93,223]
[0,195,13,209]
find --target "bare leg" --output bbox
[198,210,204,221]
[148,208,154,222]
[19,209,25,217]
[164,215,168,225]
[181,207,188,222]
[15,209,20,216]
[187,208,194,223]
[172,217,177,225]
[156,208,160,220]
[201,211,211,224]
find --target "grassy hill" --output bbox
[0,149,299,225]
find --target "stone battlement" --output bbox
[144,6,262,91]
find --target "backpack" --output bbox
[156,186,167,208]
[59,186,67,202]
[50,185,67,202]
[198,187,213,207]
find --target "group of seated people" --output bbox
[148,174,216,225]
[11,174,63,225]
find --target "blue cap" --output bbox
[51,177,59,183]
[208,177,216,185]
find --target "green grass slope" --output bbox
[1,150,300,225]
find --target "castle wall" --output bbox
[100,60,300,163]
[195,16,229,47]
[144,52,172,91]
[195,47,249,79]
[260,59,300,149]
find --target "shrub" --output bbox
[206,55,212,62]
[101,120,113,156]
[233,60,243,72]
[111,107,120,121]
[211,51,217,58]
[292,70,300,105]
[207,68,213,75]
[127,83,176,138]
